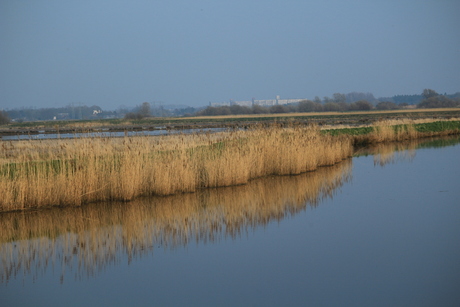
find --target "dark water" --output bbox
[1,138,459,307]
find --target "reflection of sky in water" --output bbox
[1,137,460,307]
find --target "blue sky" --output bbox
[1,0,459,110]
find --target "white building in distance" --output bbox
[210,96,305,107]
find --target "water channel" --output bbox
[0,127,226,140]
[1,137,459,306]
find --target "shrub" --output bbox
[376,101,399,110]
[229,105,252,115]
[124,112,144,120]
[323,102,342,112]
[418,96,460,108]
[269,105,288,113]
[206,106,231,116]
[298,100,323,112]
[349,100,373,111]
[252,105,269,114]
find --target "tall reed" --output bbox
[371,120,419,142]
[350,119,420,145]
[0,125,353,211]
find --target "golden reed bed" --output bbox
[0,125,352,212]
[2,119,458,212]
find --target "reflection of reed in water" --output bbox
[370,142,417,167]
[0,160,351,284]
[354,136,460,167]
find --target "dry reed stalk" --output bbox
[371,124,395,143]
[0,125,353,211]
[357,119,420,144]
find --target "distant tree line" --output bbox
[379,90,460,106]
[3,102,200,122]
[196,89,459,116]
[5,105,112,122]
[123,102,200,119]
[417,89,460,108]
[378,94,424,105]
[3,89,459,122]
[124,102,152,119]
[196,99,377,116]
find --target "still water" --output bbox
[0,127,226,140]
[1,138,459,306]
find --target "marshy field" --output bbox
[1,109,460,212]
[1,107,459,136]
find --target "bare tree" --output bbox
[0,111,11,125]
[422,89,439,99]
[298,100,322,112]
[333,93,346,104]
[139,102,151,117]
[349,100,373,111]
[376,101,399,110]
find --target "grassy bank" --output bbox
[323,119,460,145]
[1,120,459,212]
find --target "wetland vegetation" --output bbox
[1,109,460,212]
[0,125,352,212]
[1,136,458,284]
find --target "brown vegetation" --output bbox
[361,119,419,143]
[0,125,352,212]
[1,119,459,212]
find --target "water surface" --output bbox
[0,127,226,140]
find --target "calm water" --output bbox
[0,127,227,140]
[1,138,459,307]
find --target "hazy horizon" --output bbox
[2,1,459,110]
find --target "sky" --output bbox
[1,0,459,110]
